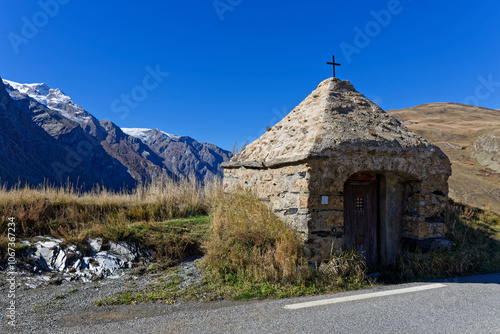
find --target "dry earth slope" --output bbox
[388,103,500,214]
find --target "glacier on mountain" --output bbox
[2,79,92,125]
[122,127,180,143]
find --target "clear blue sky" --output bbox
[0,0,499,150]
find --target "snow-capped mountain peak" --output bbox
[122,128,180,143]
[3,80,50,104]
[159,130,180,140]
[2,79,92,125]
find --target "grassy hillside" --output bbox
[388,103,500,213]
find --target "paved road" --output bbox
[64,273,500,334]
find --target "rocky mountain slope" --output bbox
[388,103,500,213]
[0,77,231,189]
[0,78,135,190]
[122,128,231,182]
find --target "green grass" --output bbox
[32,301,64,314]
[100,215,211,263]
[95,269,185,306]
[94,264,333,306]
[95,253,374,306]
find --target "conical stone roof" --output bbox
[225,78,442,168]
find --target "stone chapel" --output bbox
[222,78,452,267]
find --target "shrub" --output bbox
[203,189,306,284]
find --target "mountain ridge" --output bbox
[123,127,231,182]
[0,78,136,190]
[0,78,231,189]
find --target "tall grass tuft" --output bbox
[203,189,306,284]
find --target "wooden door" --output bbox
[344,180,378,268]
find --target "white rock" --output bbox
[21,237,148,283]
[89,238,103,253]
[53,248,67,272]
[72,259,81,270]
[109,241,137,262]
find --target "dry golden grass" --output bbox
[0,177,222,241]
[203,189,307,284]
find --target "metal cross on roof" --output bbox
[326,55,341,78]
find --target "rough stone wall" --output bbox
[223,148,451,264]
[402,173,449,239]
[305,149,450,262]
[223,163,312,237]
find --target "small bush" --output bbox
[203,189,306,284]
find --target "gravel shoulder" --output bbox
[0,257,205,334]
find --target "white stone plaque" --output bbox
[321,196,329,205]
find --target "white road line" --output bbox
[283,283,447,310]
